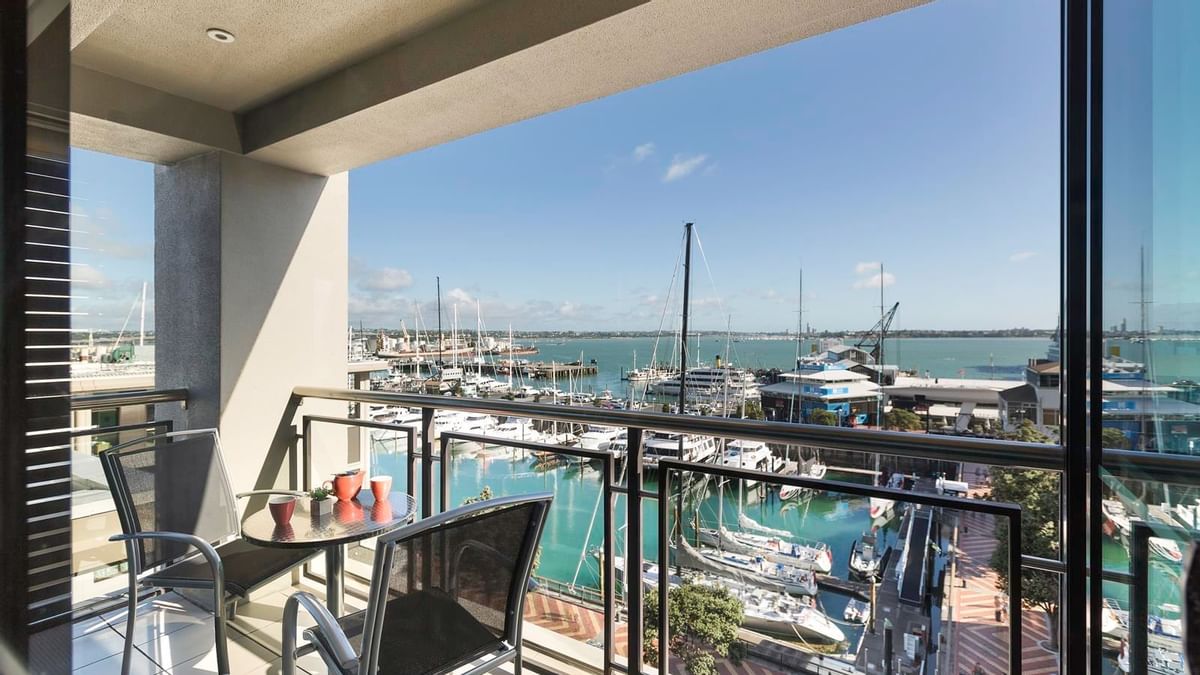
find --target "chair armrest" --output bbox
[110,532,226,620]
[282,592,357,675]
[236,490,307,499]
[109,531,224,581]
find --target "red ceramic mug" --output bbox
[370,475,392,502]
[268,495,296,525]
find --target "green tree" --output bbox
[1102,427,1130,449]
[999,419,1054,444]
[885,408,924,431]
[737,401,765,420]
[644,583,745,675]
[988,467,1061,648]
[809,409,839,426]
[461,486,494,505]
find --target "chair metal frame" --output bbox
[282,492,553,675]
[101,428,311,675]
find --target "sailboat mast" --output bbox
[436,276,443,367]
[138,281,147,347]
[878,263,885,428]
[678,222,693,414]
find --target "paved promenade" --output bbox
[947,464,1059,675]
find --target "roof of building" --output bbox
[889,376,1025,392]
[761,379,880,401]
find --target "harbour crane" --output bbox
[854,301,899,365]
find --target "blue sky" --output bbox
[73,0,1061,333]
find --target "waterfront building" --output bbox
[760,370,881,425]
[884,375,1034,433]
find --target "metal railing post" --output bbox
[657,464,671,675]
[1129,521,1150,675]
[1007,509,1022,675]
[625,426,645,671]
[603,453,615,675]
[420,407,434,519]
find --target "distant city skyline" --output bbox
[72,0,1061,334]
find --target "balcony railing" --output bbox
[67,388,188,615]
[287,387,1062,673]
[65,385,1194,672]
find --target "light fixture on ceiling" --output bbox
[206,28,236,44]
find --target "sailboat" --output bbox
[611,557,843,644]
[671,537,818,596]
[696,526,833,574]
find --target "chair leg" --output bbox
[513,645,522,675]
[213,585,231,675]
[121,580,138,675]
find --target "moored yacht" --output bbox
[849,532,881,578]
[643,432,719,467]
[648,366,761,402]
[577,425,623,455]
[697,526,833,574]
[691,577,844,644]
[721,440,772,486]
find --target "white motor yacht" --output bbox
[643,432,718,467]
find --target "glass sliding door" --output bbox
[1097,2,1200,673]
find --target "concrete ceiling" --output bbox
[70,0,930,175]
[71,0,489,111]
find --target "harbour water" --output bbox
[508,335,1055,395]
[368,439,888,655]
[371,334,1191,664]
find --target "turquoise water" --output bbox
[370,440,923,652]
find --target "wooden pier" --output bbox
[472,361,599,379]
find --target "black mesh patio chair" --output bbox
[100,428,322,675]
[282,492,553,675]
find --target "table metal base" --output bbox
[325,544,344,616]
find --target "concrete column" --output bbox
[155,152,348,494]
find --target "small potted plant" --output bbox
[309,486,334,516]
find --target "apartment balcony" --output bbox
[60,384,1196,675]
[8,1,1199,674]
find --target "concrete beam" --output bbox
[246,0,930,175]
[71,66,240,163]
[241,0,646,154]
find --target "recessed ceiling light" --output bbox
[206,28,235,44]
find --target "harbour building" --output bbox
[760,370,882,425]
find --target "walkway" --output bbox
[948,464,1059,675]
[524,590,784,674]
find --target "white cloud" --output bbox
[359,267,413,291]
[852,272,896,290]
[855,261,882,275]
[447,287,474,305]
[632,142,655,162]
[1009,250,1038,263]
[663,154,709,182]
[558,302,580,318]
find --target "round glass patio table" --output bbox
[241,491,416,615]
